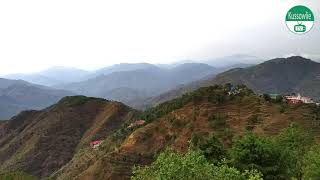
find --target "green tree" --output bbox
[132,149,262,180]
[208,114,226,128]
[230,133,282,179]
[0,171,37,180]
[263,94,271,102]
[303,145,320,179]
[274,95,283,103]
[274,123,314,179]
[199,135,225,164]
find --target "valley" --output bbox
[1,1,320,179]
[1,56,320,179]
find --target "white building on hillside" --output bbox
[285,93,314,104]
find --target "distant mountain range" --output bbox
[2,55,320,115]
[0,62,219,119]
[2,55,259,87]
[142,56,320,108]
[203,56,320,98]
[3,67,90,86]
[0,78,73,119]
[202,54,259,68]
[56,63,218,106]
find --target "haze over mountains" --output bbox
[0,78,73,119]
[143,56,320,108]
[2,56,249,114]
[0,60,219,119]
[56,63,218,106]
[2,54,259,86]
[3,67,90,86]
[1,55,320,119]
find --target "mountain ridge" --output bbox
[0,96,139,178]
[141,56,320,108]
[0,78,74,119]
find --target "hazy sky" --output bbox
[0,0,319,75]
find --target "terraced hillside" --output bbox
[52,85,320,180]
[0,96,139,178]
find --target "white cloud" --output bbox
[0,0,319,75]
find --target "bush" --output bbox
[132,149,262,180]
[230,133,282,179]
[246,115,261,131]
[274,123,314,179]
[190,132,206,147]
[0,171,37,180]
[303,145,320,179]
[208,114,227,129]
[274,95,283,103]
[231,124,314,180]
[199,135,225,164]
[263,94,271,102]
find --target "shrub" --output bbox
[230,133,282,179]
[190,132,206,147]
[199,135,225,164]
[263,94,271,102]
[231,124,315,180]
[132,149,262,180]
[0,171,37,180]
[274,123,314,179]
[208,114,227,129]
[274,95,283,103]
[303,145,320,179]
[246,115,261,131]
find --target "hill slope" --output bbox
[87,63,160,79]
[0,96,139,178]
[143,56,320,108]
[207,56,320,97]
[52,85,320,180]
[0,78,73,119]
[3,67,90,86]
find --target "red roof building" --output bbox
[90,140,103,149]
[287,99,303,105]
[285,93,314,104]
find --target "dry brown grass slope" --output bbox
[0,96,138,178]
[55,86,320,180]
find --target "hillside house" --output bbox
[287,99,303,105]
[285,93,314,104]
[90,140,103,149]
[128,120,146,128]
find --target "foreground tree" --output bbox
[198,135,226,164]
[132,149,262,180]
[303,145,320,179]
[274,123,314,179]
[229,133,282,179]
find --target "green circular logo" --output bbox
[286,5,314,34]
